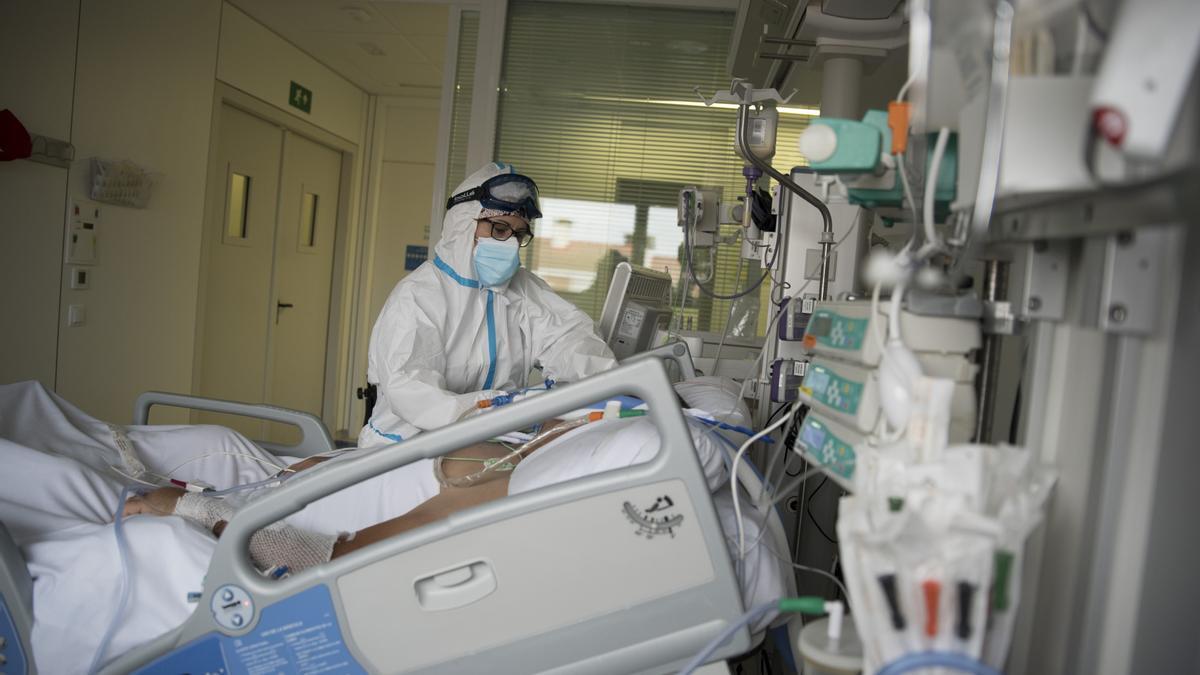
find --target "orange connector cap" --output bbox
[922,579,941,638]
[888,101,911,155]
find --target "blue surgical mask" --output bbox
[473,237,521,287]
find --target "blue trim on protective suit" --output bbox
[434,255,480,288]
[434,254,498,394]
[484,290,497,389]
[369,420,404,442]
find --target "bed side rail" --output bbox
[214,360,712,575]
[108,359,749,675]
[132,391,335,458]
[0,522,35,674]
[622,339,698,380]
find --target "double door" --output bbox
[196,103,342,442]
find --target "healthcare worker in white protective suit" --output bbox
[358,162,617,450]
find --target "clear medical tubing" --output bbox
[434,416,593,488]
[875,651,1002,675]
[677,601,779,675]
[89,486,135,675]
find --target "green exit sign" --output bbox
[289,81,312,114]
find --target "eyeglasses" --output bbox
[479,218,534,247]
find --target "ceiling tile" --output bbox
[371,2,449,36]
[228,0,447,95]
[402,35,447,67]
[234,0,395,35]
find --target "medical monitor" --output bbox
[598,262,674,360]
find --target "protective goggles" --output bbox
[447,173,542,220]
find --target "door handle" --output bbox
[275,301,294,324]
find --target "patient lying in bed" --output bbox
[0,378,783,675]
[122,425,568,571]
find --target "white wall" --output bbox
[51,0,371,424]
[368,99,442,323]
[217,4,367,144]
[213,2,371,436]
[2,0,408,429]
[342,96,442,430]
[56,0,223,423]
[0,0,80,388]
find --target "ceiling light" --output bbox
[582,95,819,116]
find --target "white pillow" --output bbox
[508,377,751,496]
[673,376,752,429]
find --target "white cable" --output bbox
[895,152,920,227]
[896,69,918,104]
[875,280,911,444]
[108,465,166,489]
[163,451,288,479]
[870,278,887,354]
[1072,10,1088,76]
[760,406,796,502]
[732,401,800,559]
[676,274,689,333]
[888,281,906,347]
[767,466,824,508]
[919,127,952,258]
[713,248,746,369]
[764,542,851,601]
[897,3,931,103]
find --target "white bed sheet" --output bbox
[0,380,783,674]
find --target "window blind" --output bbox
[494,1,815,337]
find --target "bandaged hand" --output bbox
[174,492,336,574]
[123,486,186,518]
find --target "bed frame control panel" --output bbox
[0,596,29,675]
[133,585,365,674]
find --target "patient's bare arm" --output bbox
[332,478,510,558]
[122,439,526,568]
[329,423,581,557]
[121,415,583,572]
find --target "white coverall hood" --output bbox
[359,162,618,450]
[436,161,515,290]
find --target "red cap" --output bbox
[1092,107,1128,147]
[0,109,33,161]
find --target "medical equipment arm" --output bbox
[621,340,698,380]
[132,391,335,458]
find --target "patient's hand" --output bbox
[123,486,185,517]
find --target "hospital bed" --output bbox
[0,356,796,674]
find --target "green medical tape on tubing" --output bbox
[992,550,1014,612]
[779,597,827,614]
[619,410,646,418]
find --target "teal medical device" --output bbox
[803,110,958,212]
